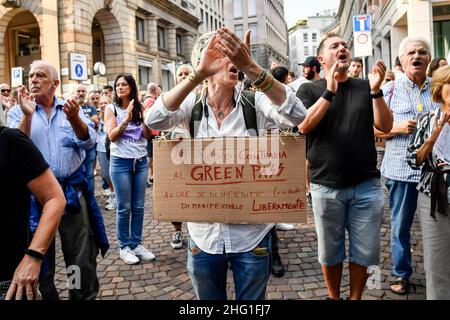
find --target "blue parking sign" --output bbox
[353,15,371,32]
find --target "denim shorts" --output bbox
[311,177,384,267]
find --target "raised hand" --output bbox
[326,61,339,93]
[215,27,253,73]
[62,98,81,121]
[124,99,134,124]
[369,60,387,92]
[196,33,228,79]
[18,86,36,116]
[430,111,450,143]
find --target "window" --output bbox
[158,27,166,49]
[234,0,242,18]
[138,66,152,91]
[251,49,257,60]
[303,33,308,42]
[248,0,256,17]
[249,23,257,42]
[312,33,317,42]
[235,24,244,39]
[176,34,182,55]
[312,46,317,55]
[303,46,309,55]
[136,17,145,42]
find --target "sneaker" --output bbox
[103,188,111,197]
[106,193,116,205]
[146,179,153,188]
[132,245,155,262]
[171,231,183,249]
[306,192,312,207]
[105,201,116,211]
[120,247,139,265]
[275,223,295,231]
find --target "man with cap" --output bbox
[289,56,321,92]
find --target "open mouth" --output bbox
[338,53,348,62]
[412,61,423,67]
[228,65,238,75]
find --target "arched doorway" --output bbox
[91,8,124,86]
[5,10,41,87]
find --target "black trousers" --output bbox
[39,195,99,300]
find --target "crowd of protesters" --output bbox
[1,26,450,301]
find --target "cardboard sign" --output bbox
[152,136,306,223]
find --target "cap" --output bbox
[299,56,321,70]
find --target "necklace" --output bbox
[218,107,224,119]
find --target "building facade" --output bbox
[196,0,225,34]
[224,0,288,69]
[288,10,337,77]
[338,0,450,73]
[0,0,201,95]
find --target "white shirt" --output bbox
[145,85,307,254]
[288,77,310,93]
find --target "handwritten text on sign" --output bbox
[152,136,306,223]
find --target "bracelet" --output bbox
[321,89,336,102]
[370,89,384,99]
[24,248,44,260]
[119,121,129,132]
[187,69,203,84]
[260,75,275,92]
[253,69,269,87]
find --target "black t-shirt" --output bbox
[296,78,379,188]
[0,127,49,281]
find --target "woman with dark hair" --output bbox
[428,57,448,78]
[105,74,154,265]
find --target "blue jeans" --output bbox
[311,177,384,267]
[384,179,418,280]
[110,156,148,249]
[83,147,97,192]
[187,232,272,300]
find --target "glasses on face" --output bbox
[1,89,11,93]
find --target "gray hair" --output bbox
[30,60,59,82]
[147,82,159,93]
[191,32,215,67]
[398,37,431,58]
[176,64,193,75]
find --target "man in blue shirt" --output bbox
[8,60,108,300]
[73,84,98,192]
[376,37,440,295]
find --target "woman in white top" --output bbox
[105,74,155,265]
[145,28,307,300]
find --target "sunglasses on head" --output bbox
[1,89,10,93]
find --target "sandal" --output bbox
[390,277,408,295]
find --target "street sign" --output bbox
[11,67,23,87]
[353,14,371,32]
[69,52,88,81]
[353,14,373,57]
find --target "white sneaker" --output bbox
[171,231,183,249]
[106,193,116,205]
[275,223,295,231]
[105,201,116,211]
[103,188,111,197]
[120,247,139,265]
[132,245,155,262]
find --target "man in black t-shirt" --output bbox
[297,33,393,300]
[0,126,65,300]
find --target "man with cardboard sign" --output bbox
[152,135,306,224]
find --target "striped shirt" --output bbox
[381,73,440,182]
[407,108,449,195]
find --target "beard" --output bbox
[305,70,315,81]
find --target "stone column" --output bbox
[407,0,433,55]
[167,24,177,58]
[183,33,196,64]
[147,14,158,53]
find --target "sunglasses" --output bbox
[1,89,10,93]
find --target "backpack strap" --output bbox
[189,93,203,138]
[189,90,258,137]
[240,90,258,136]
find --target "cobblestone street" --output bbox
[51,175,426,300]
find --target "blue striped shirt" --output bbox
[7,97,96,179]
[380,73,440,182]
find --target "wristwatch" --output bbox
[370,89,384,99]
